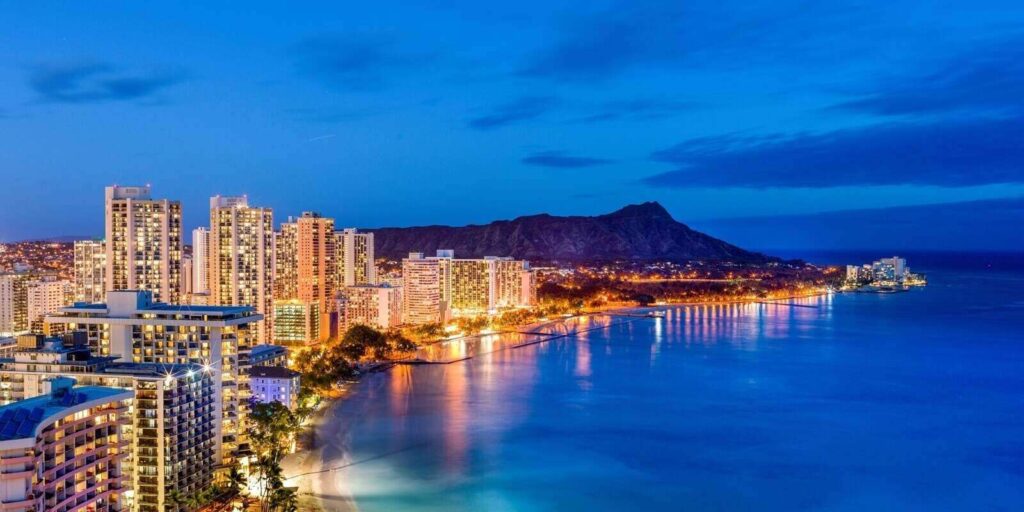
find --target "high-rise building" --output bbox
[0,378,132,512]
[443,255,535,316]
[494,258,535,309]
[273,222,298,300]
[192,227,210,294]
[73,239,106,303]
[445,258,492,315]
[209,195,275,343]
[46,290,259,467]
[181,255,194,296]
[340,284,402,331]
[401,253,444,325]
[272,299,319,346]
[876,256,908,280]
[26,278,72,332]
[276,213,335,341]
[0,273,31,336]
[846,265,861,282]
[104,185,182,303]
[336,228,376,287]
[0,334,218,512]
[401,251,536,324]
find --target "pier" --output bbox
[755,301,821,308]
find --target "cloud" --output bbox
[520,1,876,82]
[644,117,1024,188]
[834,35,1024,116]
[521,12,659,82]
[291,34,420,92]
[29,63,182,103]
[522,151,612,168]
[467,96,558,130]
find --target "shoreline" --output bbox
[282,290,831,510]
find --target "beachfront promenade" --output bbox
[404,314,640,364]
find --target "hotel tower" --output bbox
[191,227,210,295]
[208,195,275,343]
[336,228,376,287]
[275,212,335,342]
[73,239,106,303]
[104,185,182,304]
[46,290,260,469]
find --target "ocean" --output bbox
[299,252,1024,511]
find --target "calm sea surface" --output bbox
[315,254,1024,511]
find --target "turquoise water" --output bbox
[321,258,1024,511]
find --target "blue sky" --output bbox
[1,1,1022,251]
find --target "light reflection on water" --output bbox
[312,274,1024,511]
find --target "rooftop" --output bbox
[104,362,208,378]
[65,302,254,315]
[0,386,131,441]
[252,344,288,356]
[250,365,300,379]
[143,303,255,315]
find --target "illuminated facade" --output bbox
[271,299,319,346]
[209,195,275,343]
[401,251,536,323]
[0,335,218,512]
[340,284,401,331]
[336,228,376,287]
[104,185,182,304]
[494,258,535,308]
[45,291,259,467]
[273,222,297,301]
[191,227,209,295]
[0,273,30,335]
[26,278,72,333]
[251,344,289,367]
[73,239,106,303]
[249,366,300,411]
[0,380,132,512]
[401,253,443,325]
[181,255,193,296]
[276,213,335,341]
[444,258,492,315]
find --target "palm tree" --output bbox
[228,463,247,495]
[166,489,187,511]
[270,487,298,512]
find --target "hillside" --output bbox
[369,202,771,262]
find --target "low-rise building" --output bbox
[272,299,320,346]
[249,366,300,410]
[251,344,289,367]
[339,284,402,331]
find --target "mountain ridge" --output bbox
[367,202,772,262]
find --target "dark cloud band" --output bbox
[644,117,1024,188]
